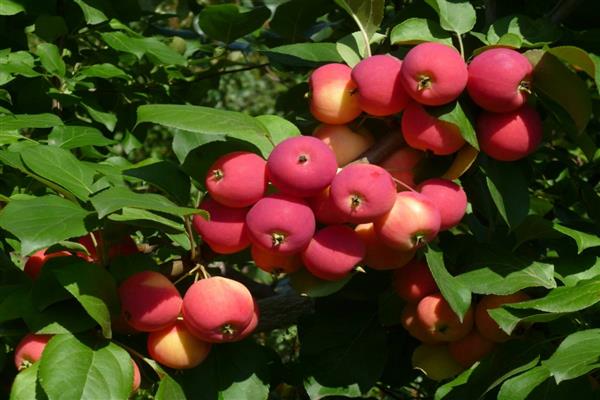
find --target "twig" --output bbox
[357,130,406,164]
[184,216,197,262]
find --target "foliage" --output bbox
[1,0,600,399]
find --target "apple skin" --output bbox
[330,163,397,223]
[78,231,138,264]
[393,259,438,303]
[131,359,141,392]
[13,333,52,370]
[182,276,255,343]
[374,192,441,251]
[417,178,467,231]
[267,136,338,198]
[251,245,302,274]
[309,63,362,125]
[401,303,440,344]
[401,102,465,155]
[302,225,366,281]
[351,54,410,116]
[24,249,71,280]
[400,42,468,106]
[477,105,543,161]
[467,48,533,112]
[237,298,260,340]
[354,223,416,270]
[309,186,348,225]
[448,329,495,368]
[147,320,211,369]
[246,194,316,255]
[412,344,464,381]
[118,271,182,332]
[313,124,374,167]
[205,151,268,208]
[379,147,424,190]
[416,293,474,342]
[475,292,529,342]
[193,197,250,254]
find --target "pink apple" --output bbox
[418,178,467,230]
[193,197,250,254]
[309,63,362,125]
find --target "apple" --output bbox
[401,303,440,344]
[354,223,416,270]
[412,344,464,381]
[147,320,211,369]
[393,259,438,303]
[182,276,256,342]
[302,225,366,281]
[417,293,474,342]
[251,245,302,274]
[205,151,268,208]
[448,330,495,368]
[374,192,441,251]
[13,333,52,370]
[351,54,410,116]
[193,197,250,254]
[309,186,348,225]
[267,136,338,197]
[379,147,424,190]
[401,102,465,155]
[400,42,468,106]
[417,178,467,230]
[475,292,529,342]
[312,124,374,167]
[330,163,397,223]
[78,231,138,264]
[118,271,182,332]
[246,194,315,255]
[24,249,71,280]
[309,63,362,125]
[477,105,543,161]
[467,48,533,112]
[131,359,141,392]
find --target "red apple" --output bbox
[246,194,315,255]
[193,197,250,254]
[417,293,474,342]
[119,271,182,332]
[475,292,529,342]
[147,320,211,369]
[24,249,71,280]
[205,151,268,208]
[309,185,348,225]
[251,245,302,274]
[418,178,467,230]
[400,42,468,106]
[374,192,441,251]
[14,333,52,370]
[309,63,362,125]
[448,330,495,368]
[379,147,424,190]
[393,259,438,303]
[354,223,416,270]
[467,48,533,112]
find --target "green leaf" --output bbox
[0,113,62,130]
[9,362,47,400]
[264,43,343,67]
[21,145,97,201]
[497,366,550,400]
[23,299,98,334]
[0,0,25,15]
[289,268,353,297]
[269,0,331,42]
[334,0,384,44]
[124,160,191,205]
[38,334,132,400]
[177,341,270,400]
[81,101,117,132]
[48,125,115,149]
[553,224,600,254]
[487,15,561,48]
[482,159,529,228]
[525,50,591,134]
[155,374,187,400]
[390,18,453,46]
[51,260,119,338]
[424,0,476,35]
[73,0,108,25]
[108,207,185,233]
[425,245,472,320]
[336,32,386,67]
[198,4,271,43]
[0,195,91,255]
[299,304,386,391]
[304,377,362,400]
[426,101,478,150]
[76,63,130,80]
[36,43,66,77]
[542,329,600,383]
[100,32,186,66]
[137,104,275,157]
[90,186,206,218]
[34,15,68,43]
[254,115,300,146]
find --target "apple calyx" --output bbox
[417,75,432,91]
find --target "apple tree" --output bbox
[1,0,600,399]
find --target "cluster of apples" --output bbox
[394,259,530,379]
[310,42,542,162]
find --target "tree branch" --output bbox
[357,129,406,165]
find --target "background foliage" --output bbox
[1,0,600,399]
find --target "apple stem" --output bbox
[184,216,199,262]
[212,169,223,181]
[518,80,532,94]
[456,31,465,60]
[392,177,418,193]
